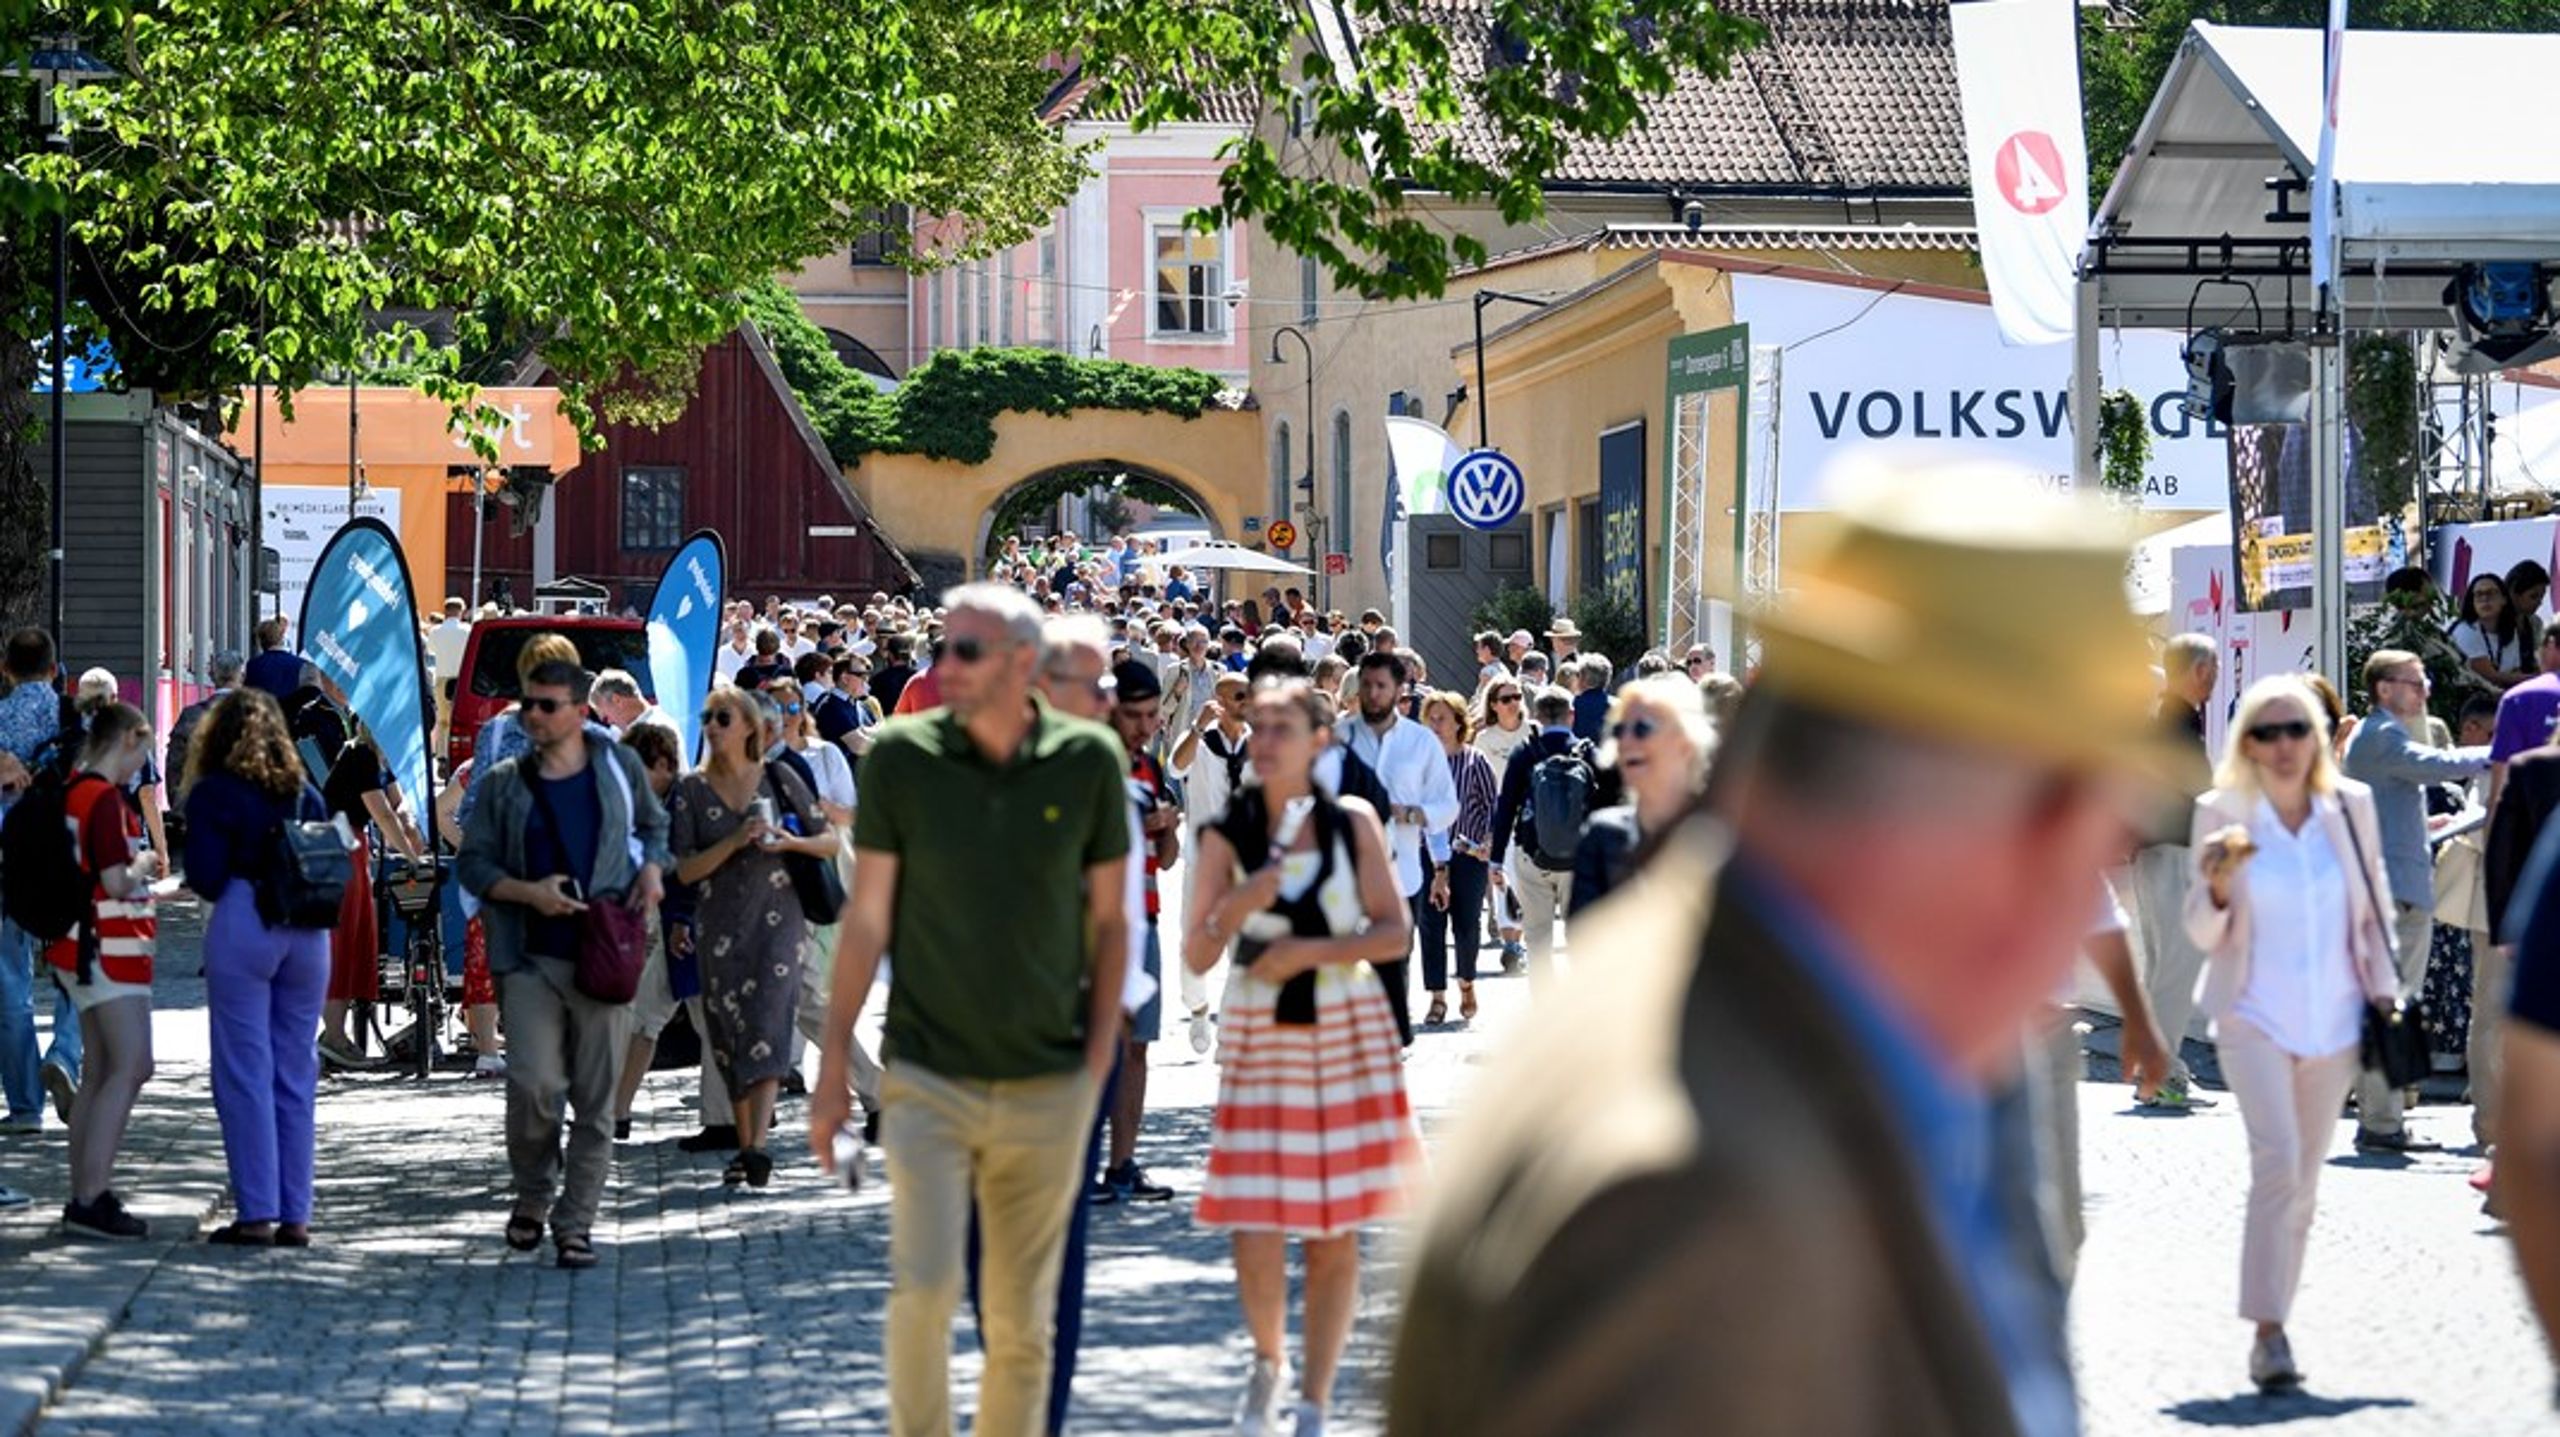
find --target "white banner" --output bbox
[1732,274,2227,512]
[1951,0,2089,346]
[261,485,401,635]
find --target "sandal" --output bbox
[205,1222,274,1247]
[744,1149,774,1189]
[1459,981,1479,1022]
[504,1213,544,1252]
[723,1154,750,1188]
[1424,995,1448,1026]
[554,1235,598,1270]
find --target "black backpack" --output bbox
[1524,741,1598,869]
[0,770,103,943]
[261,806,352,931]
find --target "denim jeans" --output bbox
[0,917,81,1119]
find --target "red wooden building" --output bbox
[447,326,916,611]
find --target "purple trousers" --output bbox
[204,881,331,1225]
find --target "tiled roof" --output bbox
[1461,221,1976,276]
[1040,67,1260,129]
[1352,0,1966,195]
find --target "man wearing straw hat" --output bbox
[1389,470,2172,1437]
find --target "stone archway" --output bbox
[845,405,1268,596]
[971,460,1225,571]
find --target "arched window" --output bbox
[1271,421,1293,521]
[1331,409,1354,561]
[821,328,896,381]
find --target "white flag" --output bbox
[1951,0,2089,346]
[1383,415,1462,518]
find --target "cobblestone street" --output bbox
[0,891,2550,1435]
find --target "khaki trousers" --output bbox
[2217,1016,2361,1324]
[881,1060,1100,1437]
[2472,937,2510,1148]
[498,957,630,1242]
[1513,859,1571,972]
[2132,843,2209,1084]
[2355,900,2437,1137]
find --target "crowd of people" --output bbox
[12,488,2560,1436]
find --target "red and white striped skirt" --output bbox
[1196,960,1424,1238]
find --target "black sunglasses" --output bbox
[701,708,738,728]
[2246,719,2315,744]
[522,696,574,715]
[1493,693,1522,704]
[948,635,1000,664]
[1611,716,1660,741]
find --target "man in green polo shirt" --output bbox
[812,582,1130,1437]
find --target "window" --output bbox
[999,249,1016,346]
[955,267,973,350]
[849,205,909,265]
[1576,497,1603,593]
[927,272,943,354]
[1301,254,1320,325]
[1330,410,1354,558]
[621,466,686,551]
[976,262,993,345]
[1271,422,1293,521]
[1425,533,1463,571]
[1034,231,1059,350]
[1489,531,1529,571]
[1387,389,1413,418]
[1152,222,1228,337]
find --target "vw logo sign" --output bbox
[1447,449,1525,532]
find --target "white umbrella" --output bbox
[1154,539,1315,576]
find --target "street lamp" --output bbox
[1268,324,1319,598]
[5,33,120,641]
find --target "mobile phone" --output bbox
[560,876,584,903]
[832,1124,866,1192]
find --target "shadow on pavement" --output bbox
[2159,1392,2418,1427]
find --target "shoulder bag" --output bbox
[764,764,847,926]
[2338,795,2436,1088]
[526,762,648,1005]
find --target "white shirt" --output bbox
[795,738,857,813]
[2233,795,2366,1058]
[2450,619,2522,673]
[1473,719,1532,776]
[426,618,470,682]
[1334,712,1461,897]
[1182,724,1249,836]
[714,641,754,682]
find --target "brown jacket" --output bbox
[1387,817,2023,1437]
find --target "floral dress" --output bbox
[668,764,820,1091]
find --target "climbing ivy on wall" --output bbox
[741,282,1226,467]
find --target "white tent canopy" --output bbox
[2085,22,2560,331]
[1153,540,1314,576]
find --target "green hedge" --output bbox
[740,282,1225,467]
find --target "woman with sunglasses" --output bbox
[1470,680,1534,971]
[765,678,855,829]
[1570,676,1716,912]
[1188,677,1419,1436]
[668,685,838,1188]
[1417,691,1497,1024]
[2186,674,2405,1391]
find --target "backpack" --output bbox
[1525,742,1598,868]
[261,808,352,930]
[0,771,104,942]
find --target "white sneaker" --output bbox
[1189,1009,1215,1055]
[1288,1401,1326,1437]
[474,1054,508,1079]
[1232,1357,1291,1436]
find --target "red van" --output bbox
[445,616,654,769]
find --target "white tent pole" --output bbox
[2072,277,2101,491]
[2312,332,2348,684]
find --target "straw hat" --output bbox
[1751,467,2166,779]
[1546,619,1582,640]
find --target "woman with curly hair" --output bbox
[183,690,333,1247]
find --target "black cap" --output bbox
[1110,659,1163,703]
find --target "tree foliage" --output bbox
[743,282,1225,466]
[2081,0,2548,195]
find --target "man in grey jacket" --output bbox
[2341,648,2489,1154]
[459,659,669,1269]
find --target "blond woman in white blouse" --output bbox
[2185,674,2404,1393]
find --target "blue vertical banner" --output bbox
[645,530,726,762]
[298,518,433,812]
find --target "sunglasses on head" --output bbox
[2246,719,2315,744]
[1611,716,1660,741]
[522,696,575,715]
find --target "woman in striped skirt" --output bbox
[1186,676,1423,1437]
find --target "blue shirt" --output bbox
[0,681,57,765]
[1572,688,1608,742]
[1730,859,2080,1437]
[182,771,325,898]
[244,649,304,703]
[523,766,601,961]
